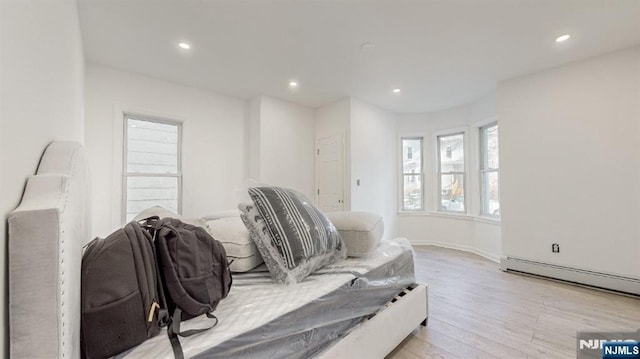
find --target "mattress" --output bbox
[119,237,416,358]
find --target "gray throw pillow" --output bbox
[238,186,346,284]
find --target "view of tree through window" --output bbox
[438,133,465,213]
[481,123,500,216]
[124,115,182,222]
[402,137,423,210]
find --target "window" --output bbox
[401,137,423,211]
[123,114,182,222]
[438,133,465,213]
[480,123,500,217]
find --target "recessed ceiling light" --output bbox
[178,42,191,49]
[555,34,571,43]
[361,41,375,51]
[289,81,298,88]
[392,88,401,94]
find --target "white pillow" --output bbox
[206,217,263,272]
[325,211,384,257]
[202,209,241,221]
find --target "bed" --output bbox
[8,141,428,359]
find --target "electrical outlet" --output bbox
[552,243,560,253]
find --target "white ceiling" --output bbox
[78,0,640,114]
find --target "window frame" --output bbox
[122,113,183,223]
[479,122,499,218]
[436,131,467,214]
[400,136,424,212]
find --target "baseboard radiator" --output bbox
[501,257,640,296]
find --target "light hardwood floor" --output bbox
[387,245,640,359]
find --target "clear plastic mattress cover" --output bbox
[119,237,416,358]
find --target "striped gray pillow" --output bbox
[239,187,346,284]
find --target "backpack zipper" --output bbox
[147,301,160,322]
[141,224,161,324]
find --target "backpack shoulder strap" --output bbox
[167,308,219,359]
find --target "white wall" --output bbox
[315,97,351,139]
[247,97,261,181]
[315,98,351,209]
[85,64,247,237]
[350,98,398,239]
[499,46,640,277]
[250,95,316,200]
[0,0,85,355]
[314,97,399,239]
[395,92,502,261]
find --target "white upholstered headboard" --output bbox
[8,141,91,359]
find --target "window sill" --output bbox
[474,215,501,225]
[397,211,501,225]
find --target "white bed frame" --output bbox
[318,283,428,358]
[8,141,428,359]
[8,141,90,359]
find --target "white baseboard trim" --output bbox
[410,240,500,263]
[501,257,640,296]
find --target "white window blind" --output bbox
[123,114,182,222]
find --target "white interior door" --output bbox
[316,135,344,212]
